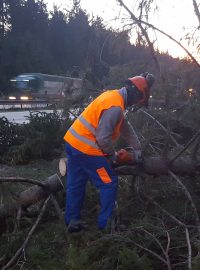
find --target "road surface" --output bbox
[1,110,60,124]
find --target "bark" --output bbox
[0,157,198,219]
[115,156,197,176]
[0,174,63,219]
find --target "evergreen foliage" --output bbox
[66,239,153,270]
[0,111,71,164]
[0,116,24,155]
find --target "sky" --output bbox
[45,0,199,60]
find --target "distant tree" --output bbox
[49,6,69,73]
[65,8,91,69]
[0,0,9,37]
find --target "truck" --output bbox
[9,73,83,101]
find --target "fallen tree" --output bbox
[0,174,63,219]
[2,136,200,270]
[0,155,199,219]
[115,156,197,176]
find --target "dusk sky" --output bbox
[45,0,199,60]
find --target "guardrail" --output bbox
[0,99,48,104]
[0,99,52,109]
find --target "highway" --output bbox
[1,109,58,124]
[0,99,58,124]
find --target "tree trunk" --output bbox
[115,156,197,176]
[0,157,198,219]
[0,174,63,219]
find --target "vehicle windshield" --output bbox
[17,81,28,89]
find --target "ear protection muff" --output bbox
[126,84,143,106]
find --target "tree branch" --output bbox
[2,196,50,270]
[168,170,200,237]
[185,228,192,270]
[139,109,179,147]
[146,195,188,228]
[169,129,200,164]
[117,0,161,71]
[117,0,200,68]
[141,228,172,270]
[193,0,200,28]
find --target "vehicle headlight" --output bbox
[20,96,29,100]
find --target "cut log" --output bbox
[59,158,67,177]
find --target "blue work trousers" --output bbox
[65,143,118,229]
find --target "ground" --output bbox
[0,160,114,270]
[1,160,200,269]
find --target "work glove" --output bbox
[116,148,143,165]
[116,149,134,165]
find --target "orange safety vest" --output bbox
[64,90,125,155]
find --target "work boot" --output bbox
[67,221,88,233]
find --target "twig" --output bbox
[168,170,200,237]
[140,133,158,154]
[173,261,187,269]
[173,260,188,267]
[192,136,200,159]
[185,228,192,270]
[2,196,50,270]
[166,231,170,259]
[145,195,194,228]
[88,233,168,266]
[119,232,168,265]
[14,206,22,232]
[50,195,68,239]
[133,242,168,265]
[139,109,179,147]
[118,0,161,71]
[141,229,172,270]
[56,173,65,189]
[169,129,200,164]
[67,109,78,119]
[193,0,200,27]
[50,195,64,221]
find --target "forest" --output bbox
[1,0,200,269]
[0,0,199,98]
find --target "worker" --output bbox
[64,72,155,233]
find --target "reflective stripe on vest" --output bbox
[64,90,125,155]
[69,126,100,150]
[78,115,96,135]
